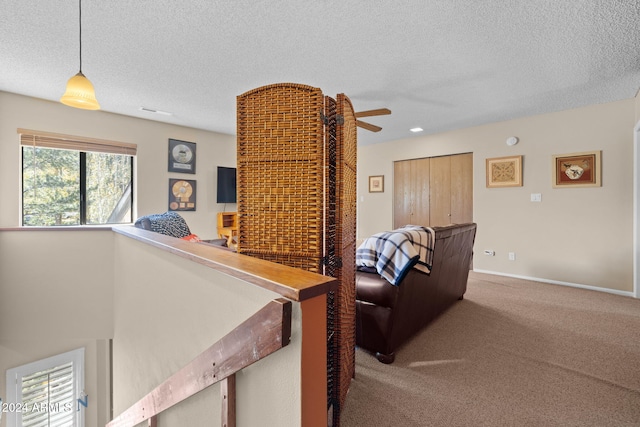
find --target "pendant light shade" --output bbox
[61,71,100,110]
[60,0,100,110]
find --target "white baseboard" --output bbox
[472,269,636,299]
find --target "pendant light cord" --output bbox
[78,0,83,73]
[61,0,100,109]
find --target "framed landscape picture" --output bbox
[168,138,196,174]
[552,151,601,188]
[486,155,523,188]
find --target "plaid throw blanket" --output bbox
[356,225,435,285]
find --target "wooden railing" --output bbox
[106,298,292,427]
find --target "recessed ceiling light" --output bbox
[139,107,173,116]
[410,127,423,133]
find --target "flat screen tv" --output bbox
[216,166,237,204]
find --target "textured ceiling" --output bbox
[1,1,639,145]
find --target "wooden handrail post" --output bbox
[221,373,236,427]
[147,416,157,427]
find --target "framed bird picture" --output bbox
[552,151,601,188]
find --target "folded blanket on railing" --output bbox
[134,211,191,238]
[356,225,435,285]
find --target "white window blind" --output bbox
[21,362,75,427]
[18,128,137,156]
[5,348,85,427]
[20,128,135,226]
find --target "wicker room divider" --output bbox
[334,93,357,418]
[236,83,357,426]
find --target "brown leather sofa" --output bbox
[355,223,477,363]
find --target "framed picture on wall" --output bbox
[168,138,196,173]
[369,175,384,193]
[552,151,601,188]
[168,179,196,211]
[486,155,523,188]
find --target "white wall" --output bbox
[357,99,636,294]
[0,91,237,238]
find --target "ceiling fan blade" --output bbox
[356,120,382,132]
[355,108,391,118]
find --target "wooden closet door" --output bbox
[429,156,452,226]
[412,157,430,226]
[394,153,472,228]
[393,158,430,228]
[450,153,473,224]
[393,159,413,228]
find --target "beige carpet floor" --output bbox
[341,272,640,427]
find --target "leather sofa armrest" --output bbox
[356,271,399,309]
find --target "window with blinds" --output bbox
[21,362,75,427]
[5,348,84,427]
[18,129,136,226]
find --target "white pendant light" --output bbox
[60,0,100,110]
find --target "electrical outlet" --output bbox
[508,252,516,261]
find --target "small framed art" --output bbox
[486,155,523,188]
[168,138,196,173]
[369,175,384,193]
[552,151,601,188]
[169,179,196,211]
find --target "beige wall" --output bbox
[0,91,237,238]
[0,229,306,426]
[112,234,303,426]
[636,88,640,122]
[0,230,114,340]
[3,91,637,295]
[358,99,636,293]
[0,339,110,427]
[0,92,313,425]
[0,229,114,427]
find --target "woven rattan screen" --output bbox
[335,93,357,416]
[323,93,358,425]
[237,84,357,425]
[236,83,325,272]
[323,95,339,424]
